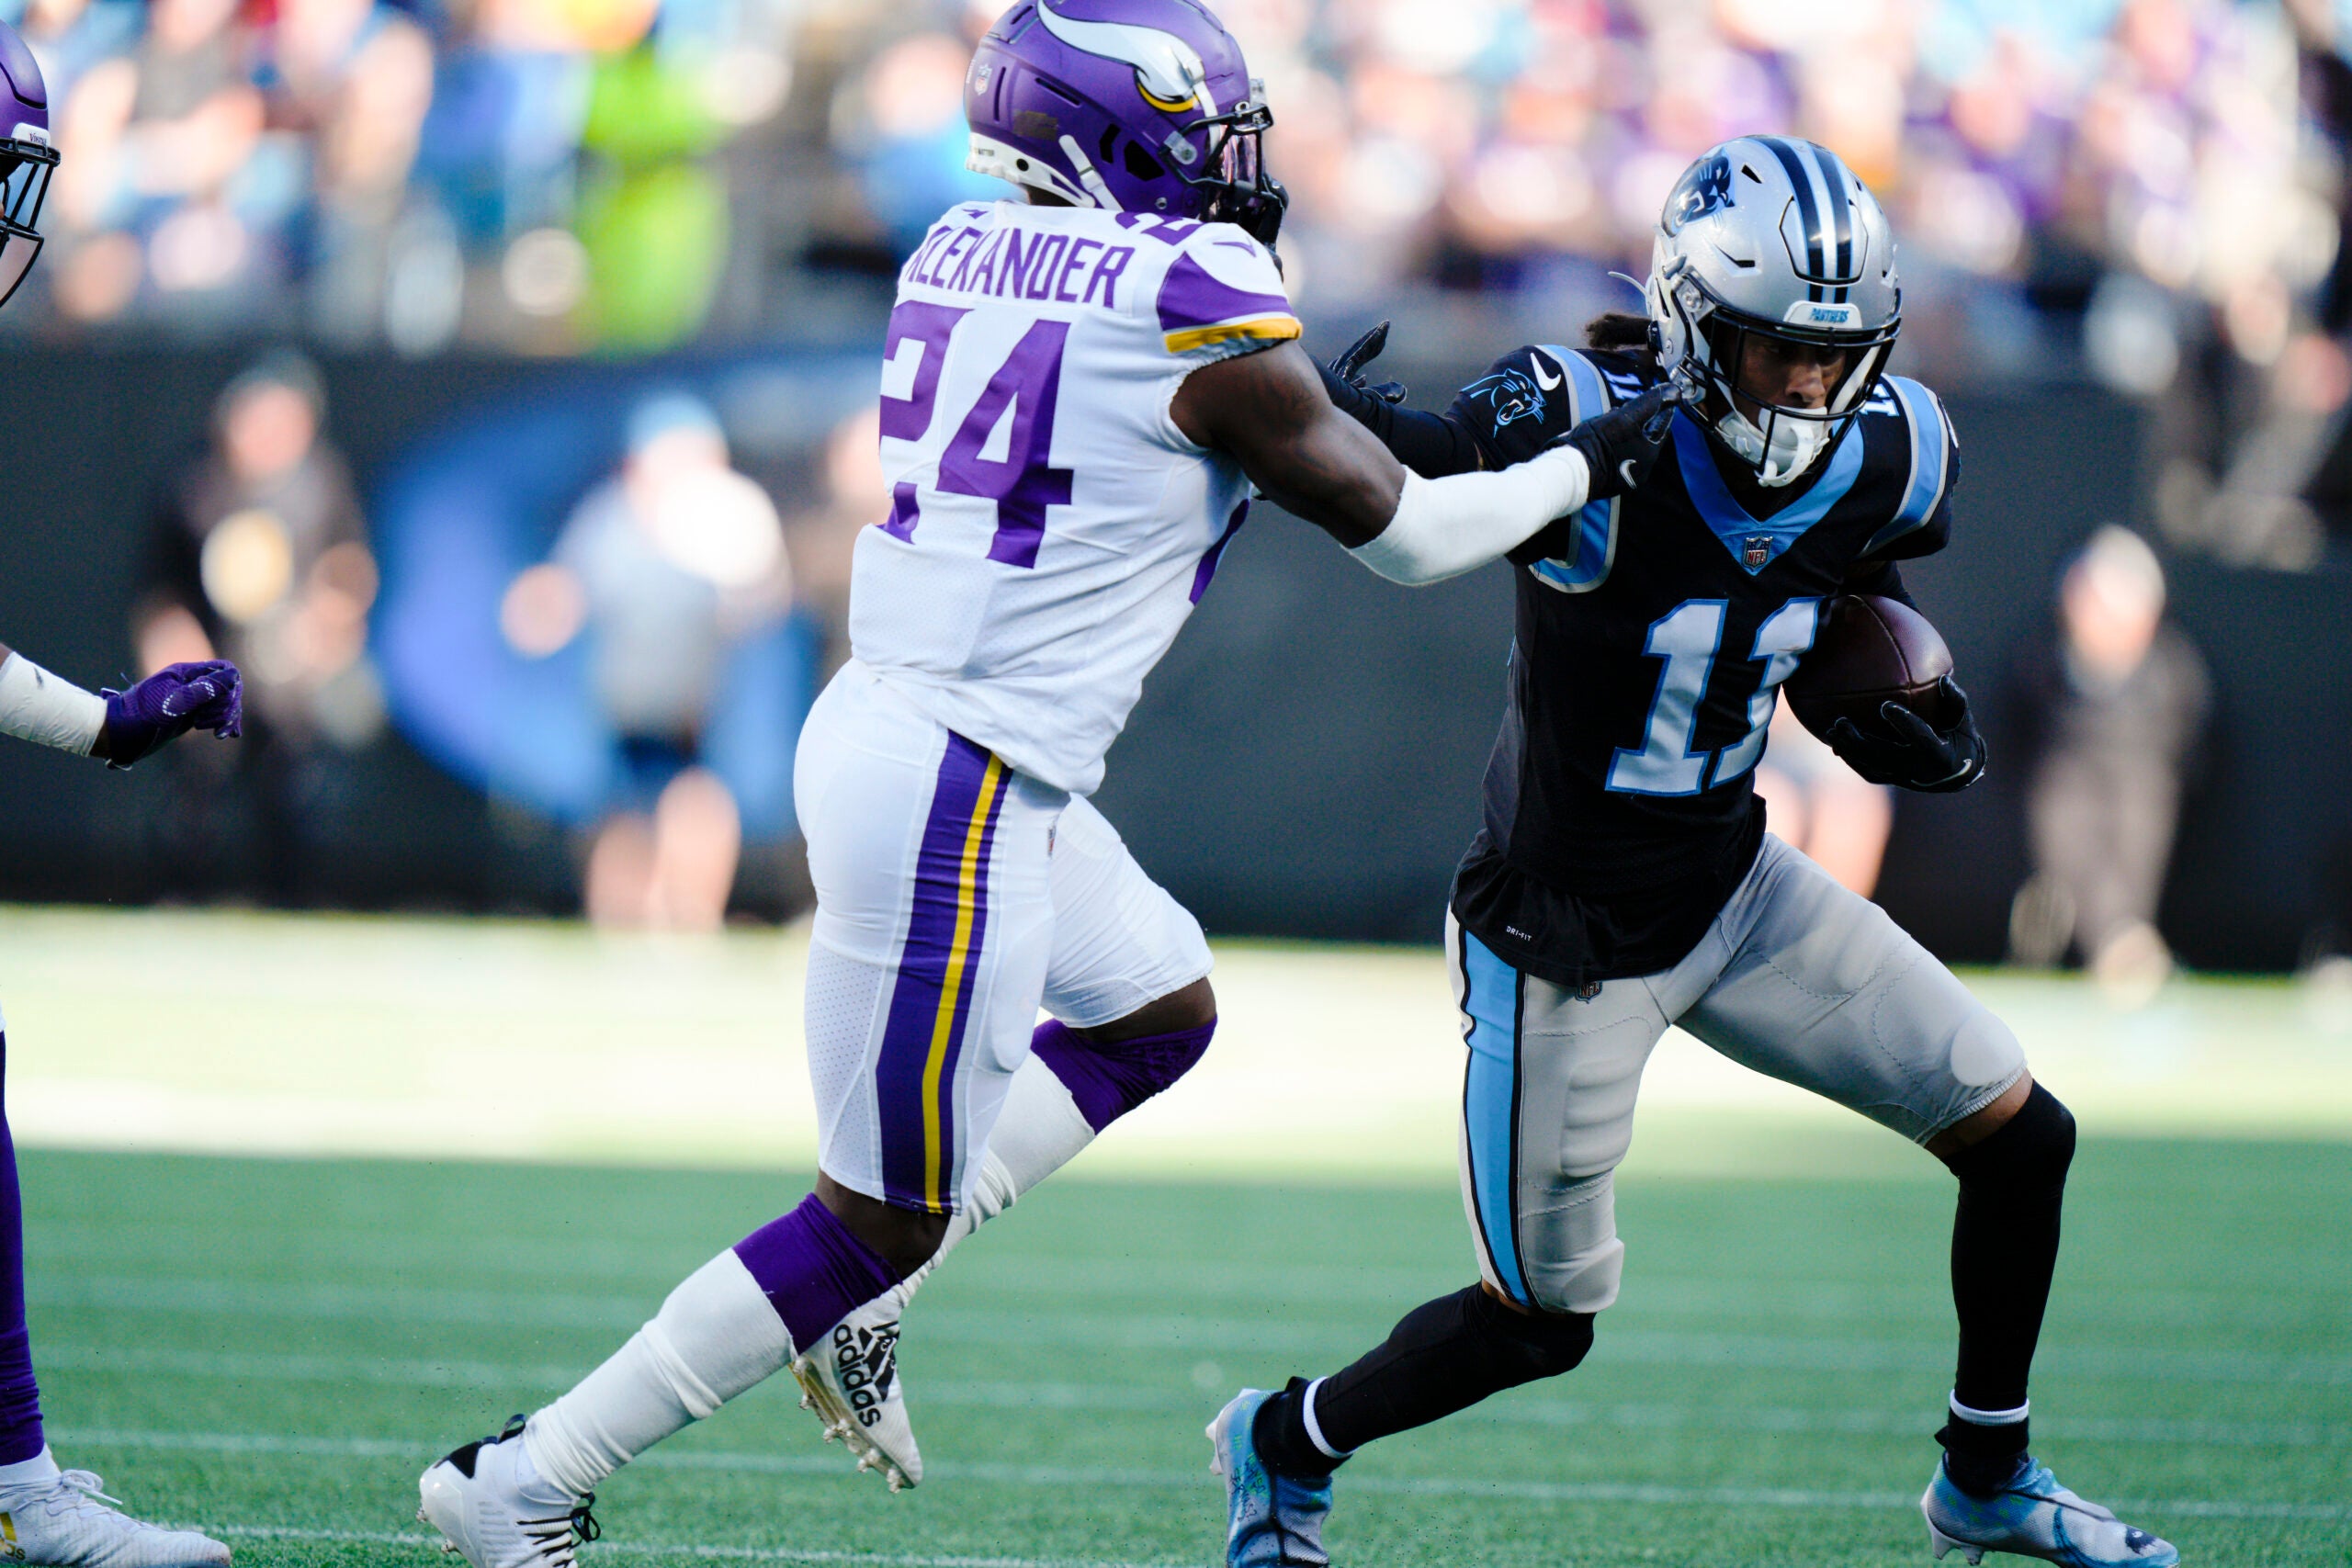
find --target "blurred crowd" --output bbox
[0,1,2335,355]
[8,0,2352,557]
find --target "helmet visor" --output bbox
[1184,97,1285,245]
[0,140,56,310]
[0,232,40,310]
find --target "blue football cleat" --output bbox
[1207,1388,1333,1567]
[1922,1456,2178,1566]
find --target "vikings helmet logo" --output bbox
[1035,0,1215,114]
[1662,152,1734,236]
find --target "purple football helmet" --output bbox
[0,20,51,311]
[966,0,1287,245]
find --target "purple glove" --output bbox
[98,660,243,769]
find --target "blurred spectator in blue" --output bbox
[404,0,600,350]
[497,389,792,930]
[131,349,383,897]
[2008,526,2211,1004]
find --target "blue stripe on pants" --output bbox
[1458,931,1531,1306]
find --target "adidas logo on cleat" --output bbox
[831,1321,899,1427]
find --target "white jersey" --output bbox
[847,198,1300,795]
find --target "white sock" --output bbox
[0,1447,58,1491]
[881,1053,1097,1315]
[524,1248,791,1495]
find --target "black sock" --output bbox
[1250,1377,1334,1481]
[1937,1413,2031,1497]
[1939,1081,2075,1492]
[1252,1284,1594,1477]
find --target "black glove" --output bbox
[1824,677,1986,792]
[1556,381,1682,500]
[1326,320,1408,406]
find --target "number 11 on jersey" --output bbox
[1607,597,1820,796]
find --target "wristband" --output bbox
[0,652,104,756]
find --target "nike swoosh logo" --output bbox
[1529,351,1564,390]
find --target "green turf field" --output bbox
[28,1140,2351,1568]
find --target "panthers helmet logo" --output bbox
[1661,152,1734,236]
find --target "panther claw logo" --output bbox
[831,1321,899,1429]
[1662,152,1733,235]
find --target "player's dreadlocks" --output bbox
[1585,311,1654,355]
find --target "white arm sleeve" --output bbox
[1345,446,1591,587]
[0,652,105,756]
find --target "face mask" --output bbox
[1713,402,1826,488]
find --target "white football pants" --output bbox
[794,660,1212,1215]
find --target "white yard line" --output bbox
[58,1428,2351,1523]
[210,1524,1188,1568]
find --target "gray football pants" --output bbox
[1450,833,2028,1316]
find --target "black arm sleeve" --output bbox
[1843,557,1917,609]
[1316,361,1486,479]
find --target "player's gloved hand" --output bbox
[1326,320,1408,406]
[1555,381,1682,500]
[1824,676,1985,792]
[96,660,243,769]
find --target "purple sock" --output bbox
[0,1037,41,1465]
[1028,1018,1216,1133]
[731,1193,905,1352]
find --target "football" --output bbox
[1783,593,1956,740]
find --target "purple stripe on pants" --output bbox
[873,732,1006,1213]
[0,1036,42,1465]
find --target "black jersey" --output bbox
[1430,344,1960,987]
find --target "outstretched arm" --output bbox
[0,637,242,767]
[1170,341,1680,584]
[1170,341,1651,584]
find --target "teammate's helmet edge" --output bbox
[965,0,1287,246]
[1645,135,1901,488]
[0,17,55,315]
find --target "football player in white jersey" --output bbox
[0,22,244,1561]
[416,4,1680,1562]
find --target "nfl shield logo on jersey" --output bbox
[1743,535,1773,570]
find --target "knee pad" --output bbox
[1951,1082,2075,1193]
[1465,1285,1595,1383]
[1029,1017,1215,1133]
[1513,1170,1626,1315]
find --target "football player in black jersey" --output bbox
[1207,137,2177,1568]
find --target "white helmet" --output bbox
[1645,136,1901,487]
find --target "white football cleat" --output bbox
[417,1416,598,1568]
[1922,1456,2177,1566]
[789,1302,922,1491]
[0,1466,230,1567]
